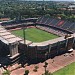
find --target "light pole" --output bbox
[21,24,27,67]
[23,27,25,45]
[22,24,27,45]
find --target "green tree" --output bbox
[42,70,53,75]
[43,62,48,75]
[24,70,29,75]
[2,70,10,75]
[33,66,39,72]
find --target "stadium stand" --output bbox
[36,16,75,33]
[45,18,54,25]
[67,23,75,33]
[1,16,75,34]
[49,19,59,26]
[44,18,50,24]
[0,26,22,64]
[36,25,67,36]
[36,17,43,23]
[60,21,73,29]
[57,20,64,26]
[1,18,37,26]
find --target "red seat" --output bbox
[58,21,64,26]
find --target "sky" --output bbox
[35,0,75,1]
[49,0,75,1]
[19,0,75,1]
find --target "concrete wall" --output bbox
[9,42,19,57]
[0,40,9,56]
[19,37,75,61]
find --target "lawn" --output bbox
[53,62,75,75]
[11,28,59,42]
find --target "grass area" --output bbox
[53,62,75,75]
[11,28,59,42]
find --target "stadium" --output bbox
[0,16,75,65]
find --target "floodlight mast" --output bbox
[22,23,27,45]
[23,26,26,45]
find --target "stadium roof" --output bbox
[0,32,11,36]
[7,37,22,43]
[25,18,38,20]
[2,35,16,39]
[0,30,7,33]
[0,37,9,45]
[0,26,22,44]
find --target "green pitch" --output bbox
[11,28,59,42]
[53,62,75,75]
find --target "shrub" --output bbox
[24,70,29,75]
[2,70,10,75]
[33,66,39,72]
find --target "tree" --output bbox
[24,70,29,75]
[2,70,10,75]
[42,70,53,75]
[45,14,50,18]
[33,66,39,72]
[43,62,48,75]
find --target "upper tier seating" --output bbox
[60,21,73,29]
[36,25,67,36]
[49,19,59,26]
[57,20,64,26]
[1,18,37,26]
[67,23,75,33]
[45,18,54,25]
[36,17,75,33]
[36,17,43,23]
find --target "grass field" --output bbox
[11,28,59,42]
[53,62,75,75]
